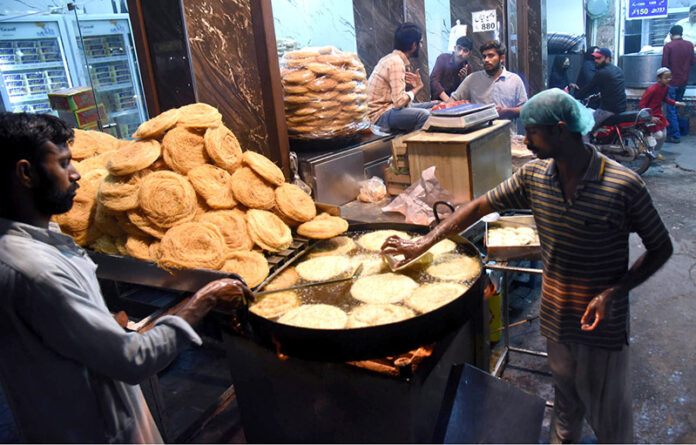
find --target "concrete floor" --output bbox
[0,138,694,443]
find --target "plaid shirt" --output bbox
[367,50,415,123]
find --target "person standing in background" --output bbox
[429,36,473,101]
[664,5,696,46]
[639,67,685,152]
[661,25,695,144]
[549,56,571,90]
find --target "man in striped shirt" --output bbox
[366,22,432,133]
[382,89,672,443]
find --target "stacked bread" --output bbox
[54,104,349,287]
[280,46,368,139]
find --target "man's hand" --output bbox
[651,116,661,124]
[568,83,579,91]
[676,101,686,107]
[177,278,253,326]
[580,287,618,331]
[381,235,429,268]
[405,69,423,90]
[458,66,468,79]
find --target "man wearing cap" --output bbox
[382,89,673,443]
[639,67,686,151]
[664,5,696,46]
[575,47,627,128]
[662,25,695,143]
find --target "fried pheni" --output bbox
[115,212,147,237]
[243,150,285,186]
[296,213,349,239]
[176,103,223,128]
[277,304,348,329]
[231,167,275,209]
[349,254,387,276]
[404,282,468,313]
[204,125,243,173]
[295,255,352,282]
[250,290,300,319]
[68,129,98,160]
[76,150,116,175]
[54,190,97,233]
[89,235,120,255]
[93,203,123,237]
[308,236,355,258]
[90,130,121,154]
[246,209,292,252]
[98,171,147,212]
[357,230,411,252]
[425,254,481,282]
[148,241,161,261]
[275,183,316,223]
[350,272,418,304]
[187,164,236,209]
[427,238,457,257]
[197,209,254,253]
[125,235,154,261]
[220,251,270,288]
[162,126,210,175]
[264,267,299,291]
[78,168,109,197]
[138,171,197,228]
[132,107,180,139]
[127,209,167,239]
[106,139,161,176]
[158,222,226,270]
[346,304,415,328]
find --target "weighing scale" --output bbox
[423,103,499,132]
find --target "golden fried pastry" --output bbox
[89,235,120,255]
[295,255,352,282]
[284,84,310,95]
[287,115,314,124]
[283,69,316,84]
[264,267,299,290]
[350,273,418,304]
[428,238,457,257]
[68,129,98,160]
[148,241,161,261]
[158,222,226,270]
[284,57,317,68]
[246,209,292,252]
[107,139,161,176]
[277,304,347,329]
[54,191,96,233]
[78,168,109,197]
[316,109,340,120]
[132,107,180,139]
[242,150,285,186]
[308,236,355,258]
[335,81,359,92]
[176,103,223,128]
[426,254,481,282]
[305,62,336,75]
[67,225,101,247]
[98,171,146,212]
[287,125,316,134]
[138,170,197,228]
[93,203,123,237]
[250,290,300,319]
[187,164,236,209]
[293,106,318,116]
[306,77,338,92]
[347,304,415,328]
[204,125,243,173]
[317,54,353,65]
[127,209,167,239]
[284,95,312,104]
[162,126,210,174]
[76,150,116,175]
[354,84,367,94]
[274,183,316,223]
[405,282,468,313]
[357,230,411,252]
[220,251,269,287]
[230,167,275,209]
[296,213,348,239]
[306,90,339,101]
[331,71,355,83]
[197,209,254,253]
[87,131,120,154]
[115,212,147,237]
[115,236,128,256]
[285,50,320,59]
[126,235,154,261]
[349,254,388,276]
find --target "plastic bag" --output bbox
[357,176,387,203]
[280,46,369,140]
[381,166,455,225]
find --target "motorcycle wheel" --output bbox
[612,129,652,175]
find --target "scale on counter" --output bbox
[423,103,499,132]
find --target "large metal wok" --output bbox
[225,216,485,362]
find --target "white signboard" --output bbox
[472,9,497,32]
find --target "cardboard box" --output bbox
[57,104,105,129]
[48,86,95,111]
[384,169,411,196]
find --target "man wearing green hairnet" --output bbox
[382,88,673,443]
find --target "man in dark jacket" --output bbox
[575,47,627,128]
[662,25,695,143]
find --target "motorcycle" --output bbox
[582,93,657,175]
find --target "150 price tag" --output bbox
[626,0,667,20]
[472,10,497,32]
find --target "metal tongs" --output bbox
[254,263,364,297]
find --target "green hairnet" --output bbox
[520,88,595,135]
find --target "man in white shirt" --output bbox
[664,4,696,46]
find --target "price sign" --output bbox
[472,10,497,32]
[626,0,668,20]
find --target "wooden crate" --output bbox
[404,121,512,204]
[391,135,409,170]
[384,169,412,196]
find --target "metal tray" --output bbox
[485,215,541,261]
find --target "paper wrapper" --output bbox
[381,166,455,225]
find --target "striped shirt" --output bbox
[485,146,669,350]
[367,50,415,123]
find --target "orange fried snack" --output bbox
[296,213,349,239]
[132,107,180,139]
[125,234,154,261]
[220,251,270,288]
[106,139,161,176]
[158,222,226,270]
[197,209,254,254]
[98,171,147,212]
[89,130,121,154]
[264,267,299,291]
[68,129,98,160]
[242,151,285,186]
[75,150,116,175]
[230,166,275,210]
[274,183,316,223]
[127,209,167,239]
[246,209,293,252]
[204,125,243,173]
[93,203,124,237]
[162,126,210,174]
[176,103,223,128]
[138,170,197,228]
[187,164,236,209]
